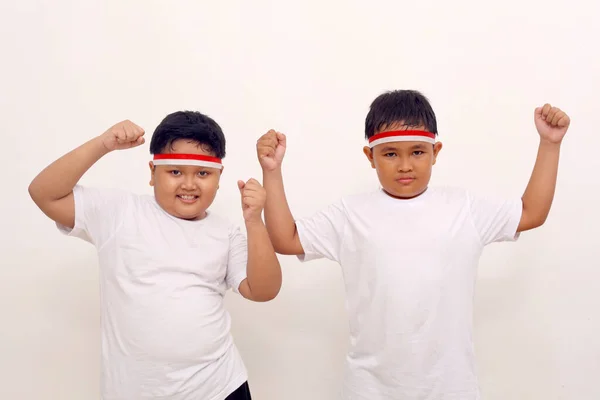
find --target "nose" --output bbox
[181,175,198,190]
[397,157,412,172]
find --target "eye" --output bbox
[383,152,397,157]
[198,171,210,177]
[170,170,181,176]
[413,151,424,156]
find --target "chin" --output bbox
[178,210,205,220]
[384,186,427,199]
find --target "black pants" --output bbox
[225,382,252,400]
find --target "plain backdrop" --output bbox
[1,0,599,399]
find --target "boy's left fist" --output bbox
[535,104,570,144]
[238,178,266,222]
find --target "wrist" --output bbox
[92,136,112,156]
[539,138,562,150]
[245,217,265,228]
[262,166,283,177]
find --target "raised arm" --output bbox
[257,130,304,255]
[237,178,282,302]
[518,104,570,232]
[28,120,145,228]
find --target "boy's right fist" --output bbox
[100,120,145,151]
[257,129,286,171]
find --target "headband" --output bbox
[368,130,436,148]
[152,154,223,170]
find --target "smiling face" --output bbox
[363,123,443,199]
[149,139,222,220]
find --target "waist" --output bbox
[101,291,232,362]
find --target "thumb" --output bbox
[277,132,287,148]
[534,107,543,117]
[237,180,245,192]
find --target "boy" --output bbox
[257,90,570,399]
[28,111,282,400]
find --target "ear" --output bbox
[217,166,224,189]
[432,142,443,165]
[363,146,376,169]
[148,161,155,186]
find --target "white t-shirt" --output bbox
[58,185,249,400]
[295,186,523,400]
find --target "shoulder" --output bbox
[72,184,140,209]
[205,211,244,237]
[425,186,472,204]
[338,189,382,210]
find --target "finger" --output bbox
[237,180,245,192]
[242,197,264,207]
[126,124,137,141]
[257,145,276,158]
[276,132,287,147]
[535,107,543,118]
[116,128,128,143]
[240,184,259,194]
[132,122,145,136]
[266,129,278,138]
[541,104,552,120]
[557,114,570,128]
[550,109,563,126]
[258,136,278,149]
[546,107,558,125]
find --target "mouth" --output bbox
[396,177,415,184]
[177,194,199,204]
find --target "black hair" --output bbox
[364,90,438,139]
[149,111,226,158]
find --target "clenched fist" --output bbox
[238,178,266,222]
[535,104,570,144]
[99,120,145,152]
[256,129,286,171]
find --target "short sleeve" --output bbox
[57,185,130,249]
[468,191,523,245]
[225,225,248,293]
[295,201,347,263]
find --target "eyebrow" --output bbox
[380,144,427,152]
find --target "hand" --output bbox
[99,120,145,151]
[535,104,570,144]
[257,129,286,171]
[238,178,266,222]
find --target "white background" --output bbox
[2,0,599,399]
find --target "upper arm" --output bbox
[294,201,347,263]
[468,191,523,245]
[225,226,249,293]
[52,185,129,246]
[31,190,75,229]
[517,202,544,233]
[274,224,305,255]
[237,279,253,300]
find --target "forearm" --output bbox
[263,168,302,253]
[29,136,108,203]
[520,140,561,230]
[245,219,282,301]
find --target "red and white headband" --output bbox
[152,154,223,170]
[368,130,436,148]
